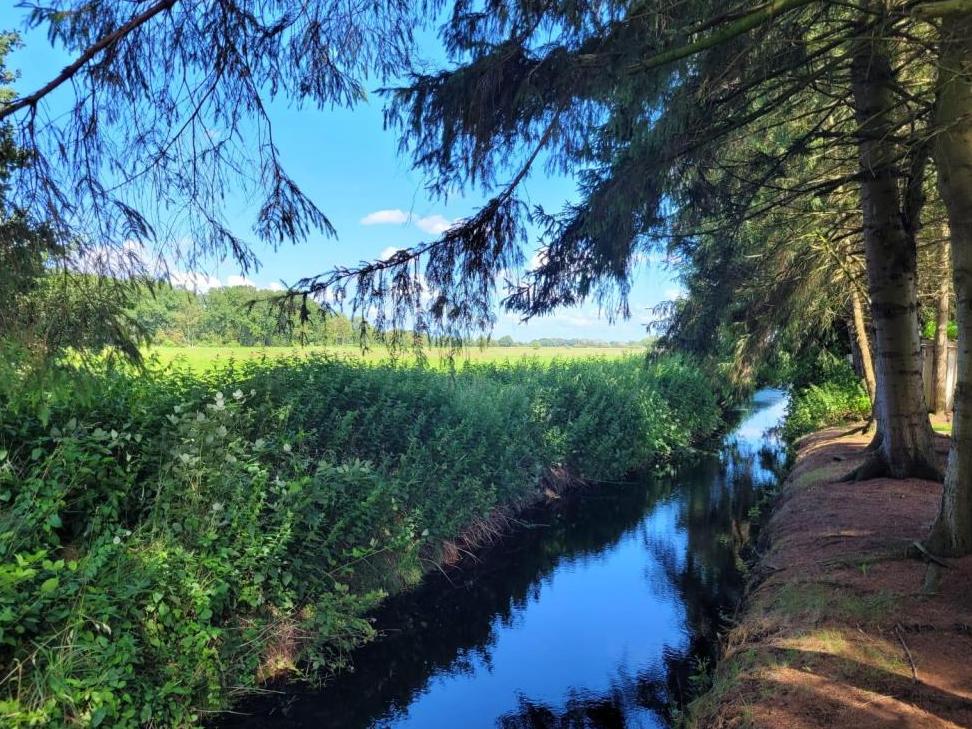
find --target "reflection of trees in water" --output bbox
[642,436,784,708]
[227,404,786,729]
[497,660,670,729]
[498,689,627,729]
[228,484,665,728]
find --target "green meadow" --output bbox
[144,344,644,372]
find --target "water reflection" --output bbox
[226,389,788,729]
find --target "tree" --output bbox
[846,22,938,479]
[923,2,972,556]
[0,32,140,362]
[0,1,419,283]
[929,232,952,416]
[6,2,965,491]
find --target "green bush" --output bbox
[922,318,958,342]
[0,353,724,727]
[783,356,871,441]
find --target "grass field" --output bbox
[144,344,645,371]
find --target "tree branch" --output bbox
[627,0,817,74]
[0,0,178,122]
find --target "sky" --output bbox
[1,8,683,341]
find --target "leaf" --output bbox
[40,577,59,594]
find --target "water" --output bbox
[226,389,789,728]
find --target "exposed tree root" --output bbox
[837,420,875,438]
[838,452,889,482]
[863,427,883,452]
[907,539,953,568]
[839,451,943,483]
[923,526,972,560]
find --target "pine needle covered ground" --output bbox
[685,426,972,729]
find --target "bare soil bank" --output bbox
[686,425,972,728]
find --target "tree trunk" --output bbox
[850,287,877,403]
[848,34,939,481]
[932,235,951,415]
[927,12,972,556]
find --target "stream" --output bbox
[226,388,789,728]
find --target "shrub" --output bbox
[0,353,724,726]
[783,357,871,441]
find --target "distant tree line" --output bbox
[492,335,653,348]
[129,284,361,347]
[130,288,651,349]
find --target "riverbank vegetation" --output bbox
[781,355,872,443]
[0,353,725,726]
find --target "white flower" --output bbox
[179,453,191,464]
[233,389,244,400]
[211,502,223,512]
[282,443,292,454]
[112,536,121,545]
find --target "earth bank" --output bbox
[685,425,972,728]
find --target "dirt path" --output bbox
[687,426,972,728]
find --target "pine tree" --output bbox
[319,0,943,478]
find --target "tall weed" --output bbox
[0,353,723,726]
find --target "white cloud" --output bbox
[170,271,222,293]
[380,246,404,260]
[72,239,159,277]
[266,281,286,292]
[360,209,456,236]
[361,209,409,226]
[527,249,546,271]
[528,310,601,329]
[414,214,453,235]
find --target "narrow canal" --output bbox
[227,389,789,728]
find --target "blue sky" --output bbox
[2,8,682,341]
